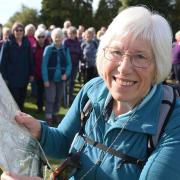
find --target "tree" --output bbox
[94,0,122,30]
[40,0,93,28]
[168,0,180,37]
[71,0,94,28]
[119,0,180,35]
[5,5,40,28]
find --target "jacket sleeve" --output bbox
[27,42,34,77]
[139,103,180,180]
[42,46,51,82]
[0,42,9,82]
[65,48,72,77]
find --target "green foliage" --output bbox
[5,5,40,27]
[40,0,93,28]
[94,0,122,30]
[4,0,180,35]
[119,0,180,35]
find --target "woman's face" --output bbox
[53,34,63,46]
[14,27,24,40]
[102,36,156,107]
[67,31,76,40]
[37,34,46,44]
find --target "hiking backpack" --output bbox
[79,84,179,167]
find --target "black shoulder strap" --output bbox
[79,85,177,168]
[79,99,92,135]
[148,85,177,151]
[79,99,145,167]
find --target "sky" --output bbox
[0,0,100,25]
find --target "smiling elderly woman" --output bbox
[1,6,180,180]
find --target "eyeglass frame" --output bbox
[37,35,45,39]
[14,28,24,32]
[103,47,153,69]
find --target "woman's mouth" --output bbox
[113,76,137,86]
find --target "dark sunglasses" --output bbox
[38,36,45,39]
[15,29,23,32]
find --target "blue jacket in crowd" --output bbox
[40,77,180,180]
[42,43,72,82]
[0,36,33,87]
[81,40,97,68]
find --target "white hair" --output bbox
[96,6,173,84]
[24,24,36,35]
[37,24,46,30]
[34,28,46,40]
[51,28,64,41]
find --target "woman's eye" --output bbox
[111,50,122,56]
[135,54,146,59]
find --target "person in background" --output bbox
[37,24,46,31]
[100,26,107,34]
[88,27,99,45]
[2,27,11,41]
[2,6,180,180]
[0,27,11,64]
[96,29,105,41]
[42,28,72,125]
[0,27,11,51]
[33,28,48,113]
[62,20,72,41]
[78,25,85,33]
[81,28,98,83]
[77,29,83,43]
[63,20,72,30]
[49,24,56,32]
[63,26,82,103]
[25,24,37,97]
[96,26,107,42]
[25,24,37,53]
[0,22,34,111]
[171,30,180,83]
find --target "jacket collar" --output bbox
[86,78,162,135]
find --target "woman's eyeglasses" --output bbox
[15,29,23,32]
[103,47,152,69]
[38,36,45,39]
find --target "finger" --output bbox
[1,172,14,180]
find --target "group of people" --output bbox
[1,5,180,180]
[0,20,106,125]
[171,30,180,83]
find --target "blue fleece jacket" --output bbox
[42,43,72,82]
[40,77,180,180]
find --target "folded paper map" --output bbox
[0,73,45,177]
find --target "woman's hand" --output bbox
[61,74,67,81]
[1,172,42,180]
[15,111,41,140]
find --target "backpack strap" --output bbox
[83,136,145,167]
[79,99,93,135]
[148,85,177,151]
[79,99,146,167]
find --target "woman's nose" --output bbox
[117,56,133,73]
